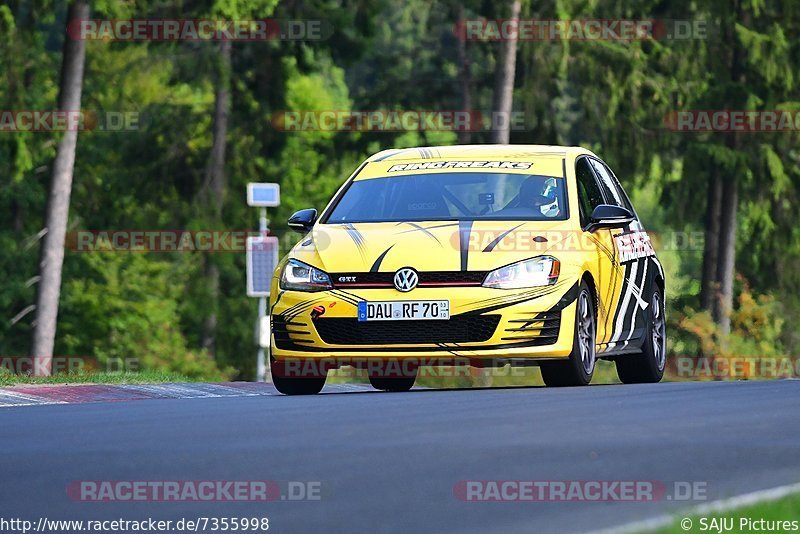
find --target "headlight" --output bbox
[280,259,333,292]
[482,256,560,289]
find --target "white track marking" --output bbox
[0,390,66,407]
[0,382,421,407]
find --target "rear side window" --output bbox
[575,158,604,227]
[591,159,626,208]
[589,159,634,214]
[603,162,636,214]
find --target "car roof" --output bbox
[366,144,597,162]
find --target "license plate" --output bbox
[358,300,450,322]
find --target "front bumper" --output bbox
[270,279,579,362]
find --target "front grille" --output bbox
[501,311,561,346]
[314,315,501,345]
[331,271,487,289]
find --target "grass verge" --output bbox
[0,369,193,387]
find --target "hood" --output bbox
[291,220,577,273]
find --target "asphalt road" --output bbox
[2,380,799,533]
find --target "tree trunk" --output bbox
[30,1,89,376]
[490,0,521,144]
[456,4,472,144]
[700,168,722,312]
[711,2,746,336]
[200,39,232,357]
[714,175,737,334]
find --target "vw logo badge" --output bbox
[393,268,419,292]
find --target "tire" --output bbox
[540,281,596,387]
[270,357,327,395]
[368,363,418,392]
[615,288,666,384]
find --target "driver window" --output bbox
[575,158,604,227]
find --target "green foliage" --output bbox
[670,275,786,361]
[58,251,233,381]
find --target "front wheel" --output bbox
[540,281,596,387]
[615,288,666,384]
[270,357,327,395]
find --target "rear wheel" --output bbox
[270,357,327,395]
[540,282,595,387]
[615,288,666,384]
[368,363,418,392]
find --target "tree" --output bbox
[490,0,521,144]
[198,0,278,360]
[456,3,473,144]
[200,38,232,357]
[30,0,89,375]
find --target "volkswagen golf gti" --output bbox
[269,145,666,395]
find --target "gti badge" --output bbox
[393,267,419,292]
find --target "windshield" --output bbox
[324,172,568,223]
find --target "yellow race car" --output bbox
[269,145,666,394]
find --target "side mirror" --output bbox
[287,208,317,234]
[587,204,634,231]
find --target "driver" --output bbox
[518,176,558,216]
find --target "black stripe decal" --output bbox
[609,260,633,343]
[458,220,473,271]
[370,245,395,272]
[332,289,365,304]
[343,223,367,258]
[329,292,360,307]
[374,150,400,161]
[618,264,641,342]
[280,297,312,317]
[400,222,459,231]
[270,290,286,313]
[462,283,567,316]
[617,264,641,343]
[482,223,524,252]
[399,222,442,244]
[284,297,327,321]
[623,257,649,341]
[378,148,414,161]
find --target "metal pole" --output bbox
[256,207,268,382]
